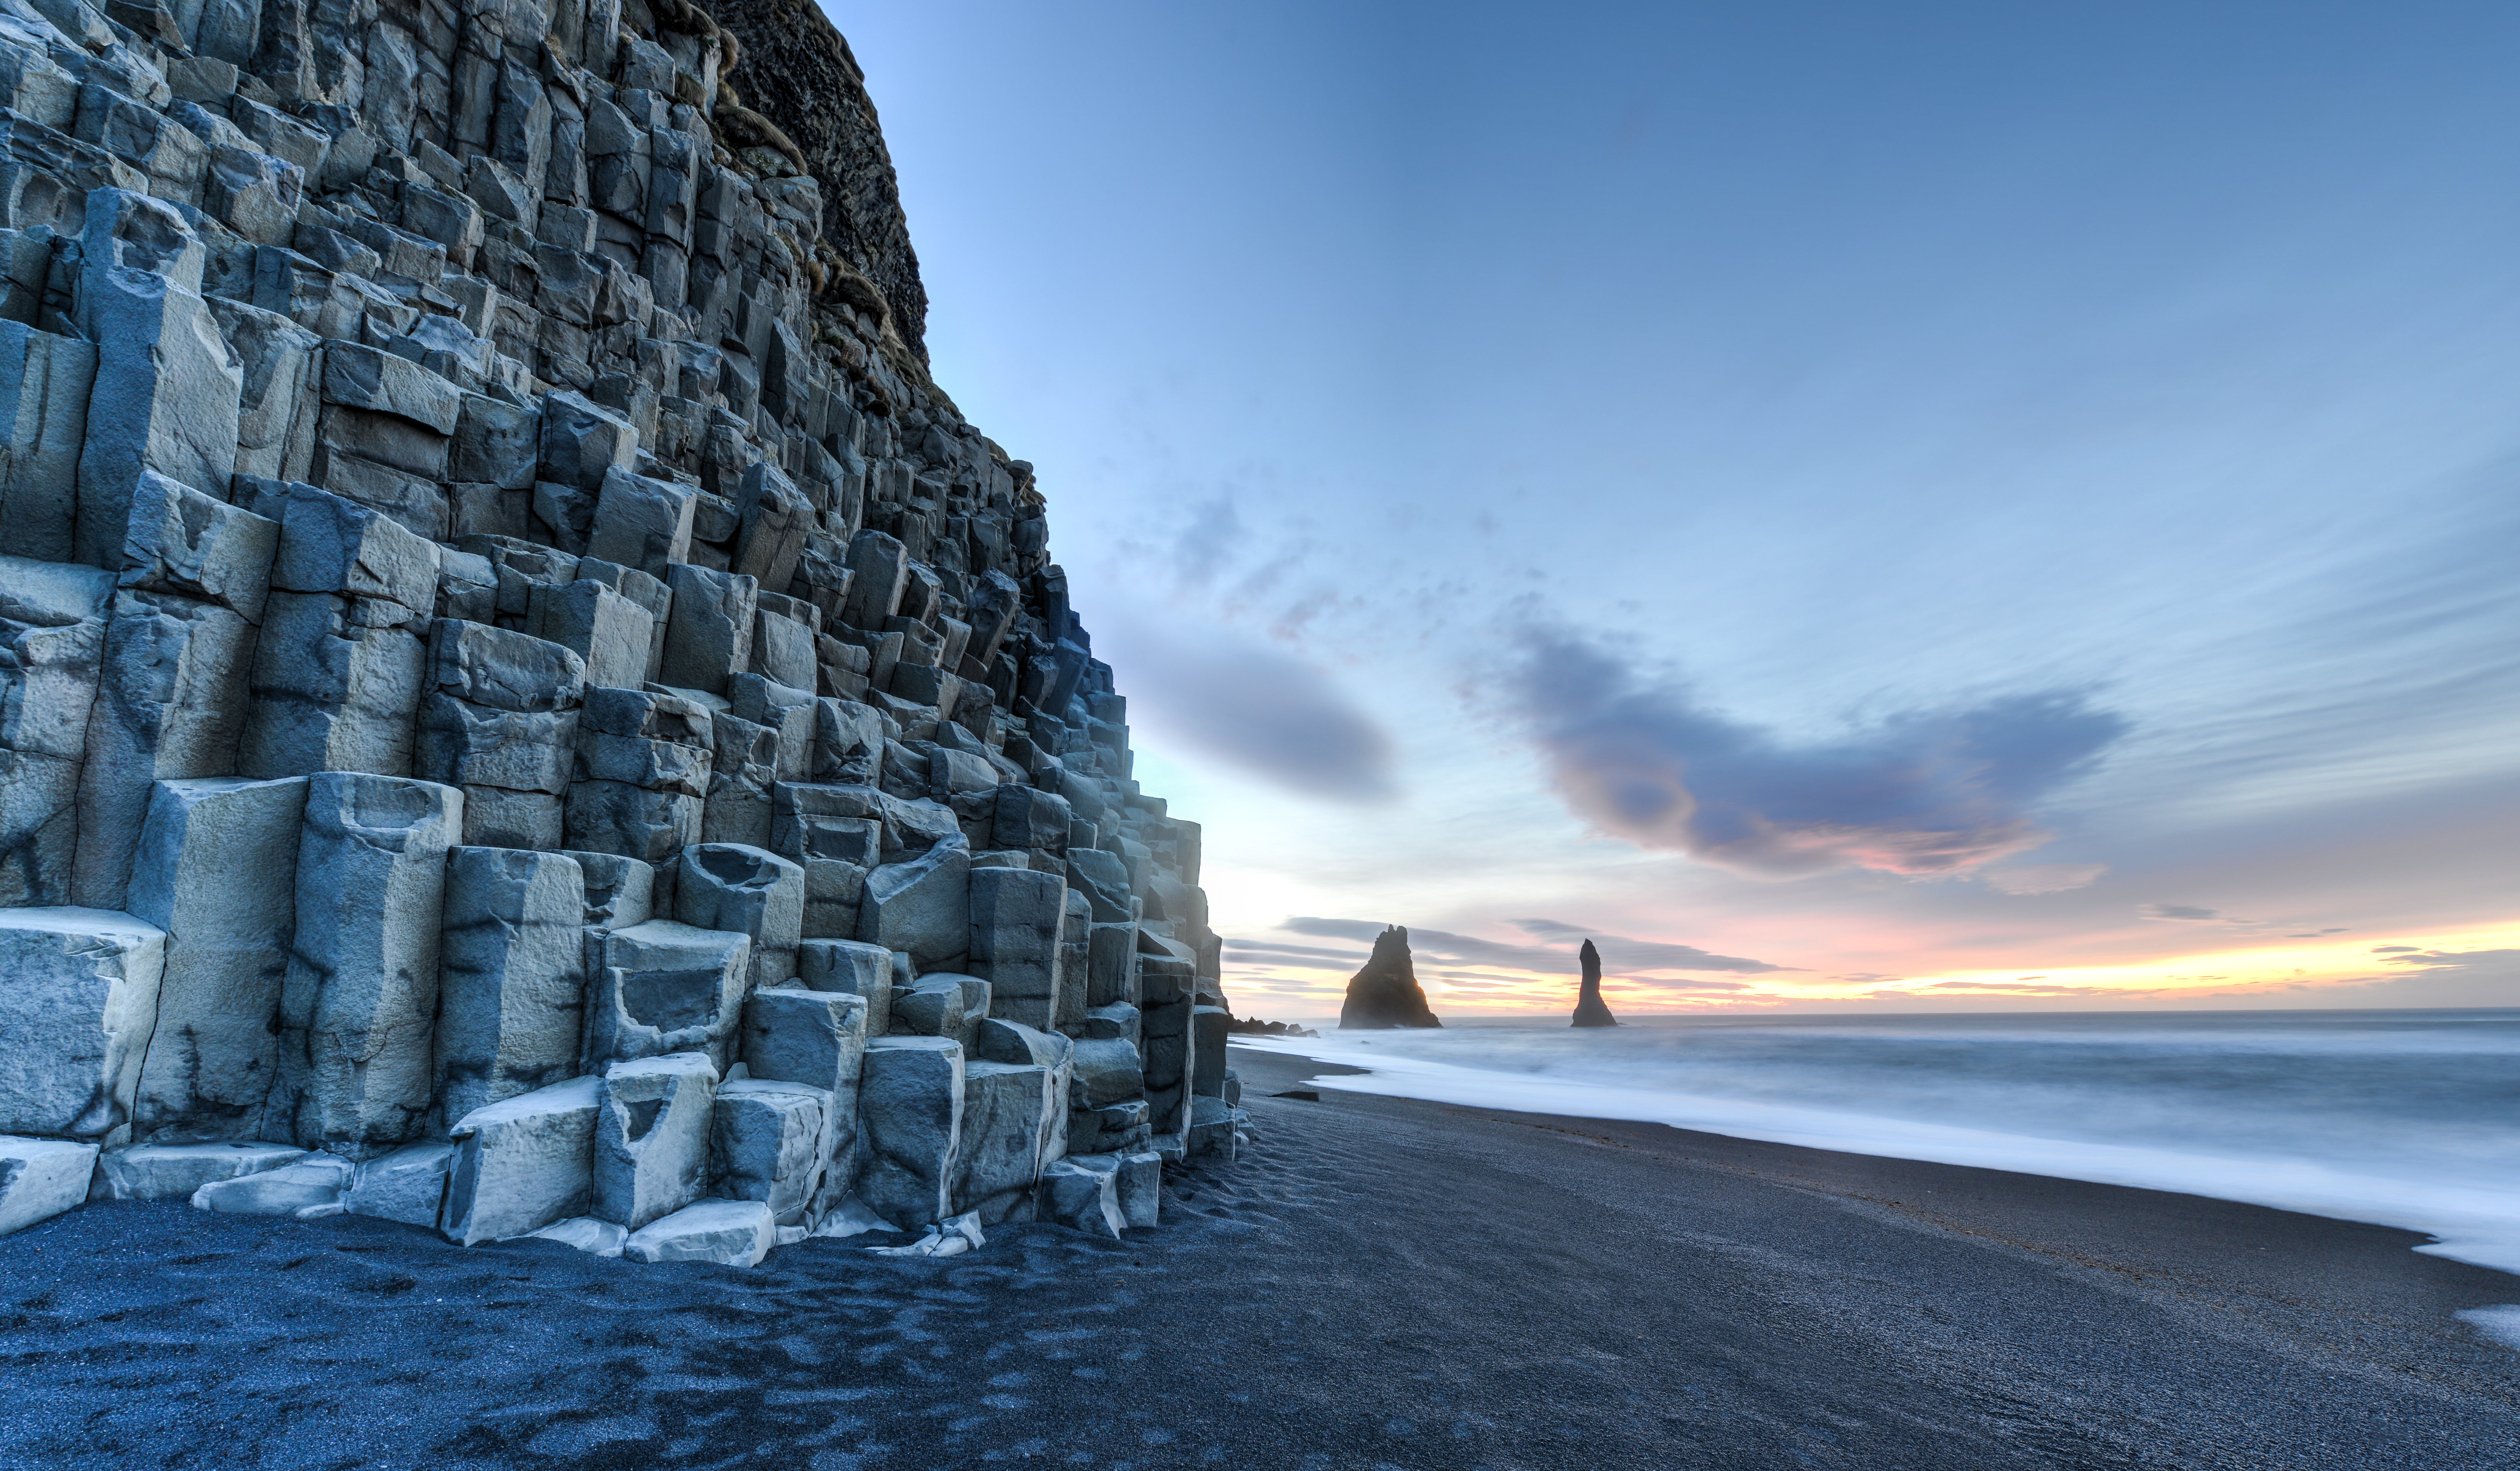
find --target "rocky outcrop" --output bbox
[706,0,926,360]
[0,0,1241,1252]
[1338,925,1440,1030]
[1571,938,1617,1028]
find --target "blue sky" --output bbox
[830,1,2520,1015]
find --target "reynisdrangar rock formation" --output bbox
[1571,937,1617,1027]
[0,0,1244,1262]
[1339,925,1440,1030]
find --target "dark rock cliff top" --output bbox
[1340,927,1442,1030]
[707,0,930,361]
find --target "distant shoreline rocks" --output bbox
[1339,927,1442,1030]
[1226,1015,1319,1039]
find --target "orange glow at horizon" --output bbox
[1219,922,2520,1016]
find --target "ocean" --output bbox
[1233,1008,2520,1279]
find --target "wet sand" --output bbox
[0,1045,2513,1469]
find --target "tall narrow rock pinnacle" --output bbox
[1571,939,1618,1028]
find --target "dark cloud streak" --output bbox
[1497,627,2129,876]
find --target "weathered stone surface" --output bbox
[346,1140,453,1226]
[676,842,802,989]
[263,773,461,1157]
[953,1059,1056,1224]
[1087,922,1138,1009]
[0,1136,97,1234]
[192,1152,355,1216]
[856,1035,960,1232]
[1114,1148,1163,1229]
[525,578,651,689]
[579,919,750,1073]
[593,1050,716,1231]
[0,0,1234,1267]
[0,906,165,1142]
[435,848,586,1126]
[799,937,892,1037]
[1036,1154,1125,1240]
[1193,1005,1232,1098]
[710,1077,827,1222]
[125,775,305,1141]
[967,866,1064,1032]
[893,972,989,1051]
[659,561,755,695]
[0,324,98,563]
[73,191,243,565]
[71,586,261,910]
[859,832,968,972]
[442,1074,603,1246]
[622,1198,774,1267]
[92,1140,305,1201]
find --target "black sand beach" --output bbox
[2,1045,2515,1470]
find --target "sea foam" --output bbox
[1236,1009,2520,1278]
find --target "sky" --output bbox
[827,0,2520,1019]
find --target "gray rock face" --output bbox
[709,1077,828,1222]
[0,906,165,1141]
[0,1137,93,1235]
[1035,1154,1124,1240]
[954,1059,1056,1224]
[622,1198,774,1267]
[856,1035,961,1231]
[263,773,461,1157]
[92,1141,307,1201]
[347,1141,454,1226]
[125,775,304,1141]
[967,866,1065,1032]
[442,1074,603,1245]
[799,937,892,1037]
[676,842,803,990]
[435,847,587,1125]
[593,1050,718,1231]
[859,832,968,972]
[579,919,751,1074]
[0,0,1238,1266]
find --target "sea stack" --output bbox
[1339,927,1443,1029]
[1571,940,1619,1028]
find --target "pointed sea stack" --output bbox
[1339,927,1443,1029]
[1571,939,1619,1028]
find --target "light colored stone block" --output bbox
[263,773,461,1157]
[92,1140,305,1200]
[856,1035,962,1232]
[0,906,165,1142]
[621,1197,773,1267]
[126,775,306,1141]
[0,1135,98,1235]
[434,847,586,1125]
[441,1074,602,1245]
[593,1050,716,1231]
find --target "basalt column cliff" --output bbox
[0,0,1240,1262]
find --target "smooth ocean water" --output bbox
[1235,1009,2520,1277]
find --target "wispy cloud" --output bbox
[1494,627,2128,876]
[1982,863,2107,895]
[1097,614,1398,802]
